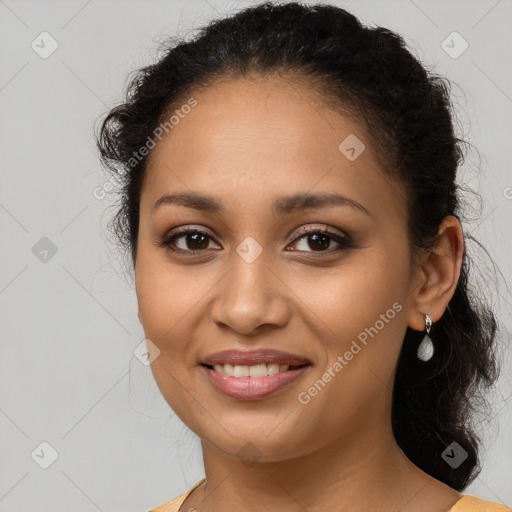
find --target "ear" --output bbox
[407,215,464,331]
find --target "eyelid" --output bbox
[165,224,217,239]
[285,223,348,245]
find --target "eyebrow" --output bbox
[151,192,371,217]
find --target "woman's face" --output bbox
[135,74,421,462]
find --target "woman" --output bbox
[96,2,510,511]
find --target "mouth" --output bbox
[200,362,311,377]
[200,348,312,370]
[199,349,312,400]
[200,362,312,400]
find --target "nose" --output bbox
[210,252,291,336]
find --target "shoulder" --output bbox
[449,495,512,512]
[148,477,206,512]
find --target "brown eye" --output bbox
[296,232,334,251]
[177,232,210,250]
[287,227,352,254]
[159,228,220,254]
[159,225,352,256]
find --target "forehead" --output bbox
[141,75,406,222]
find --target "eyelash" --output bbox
[158,225,353,257]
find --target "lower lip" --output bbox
[200,364,311,400]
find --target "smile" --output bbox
[200,363,311,400]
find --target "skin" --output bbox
[135,73,465,512]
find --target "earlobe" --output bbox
[407,215,464,332]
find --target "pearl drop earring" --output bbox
[417,313,434,362]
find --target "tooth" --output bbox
[233,365,250,377]
[267,363,280,375]
[249,364,268,377]
[211,363,293,376]
[223,363,234,376]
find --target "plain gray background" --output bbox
[1,0,511,510]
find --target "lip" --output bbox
[201,349,311,367]
[201,364,311,400]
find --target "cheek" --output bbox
[309,249,408,337]
[302,244,410,397]
[135,254,206,418]
[290,259,409,444]
[135,246,203,341]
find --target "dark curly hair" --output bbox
[96,0,503,491]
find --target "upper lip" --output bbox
[201,349,311,367]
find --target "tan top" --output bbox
[149,477,511,512]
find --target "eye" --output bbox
[158,225,353,256]
[286,225,353,255]
[159,227,220,254]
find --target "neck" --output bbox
[193,420,453,512]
